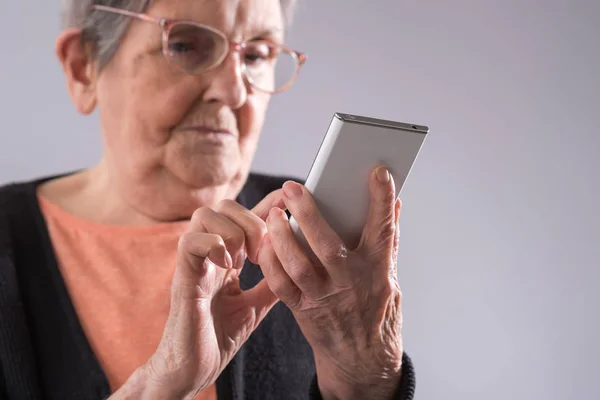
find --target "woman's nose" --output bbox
[201,51,248,109]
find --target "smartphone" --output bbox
[289,112,429,250]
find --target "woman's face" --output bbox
[92,0,284,218]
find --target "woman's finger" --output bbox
[281,181,348,279]
[266,207,327,298]
[175,231,231,298]
[216,189,287,266]
[358,166,397,264]
[216,200,269,266]
[257,234,302,307]
[189,206,246,269]
[252,188,287,220]
[242,278,281,326]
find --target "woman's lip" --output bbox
[180,126,235,136]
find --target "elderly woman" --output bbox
[0,0,415,399]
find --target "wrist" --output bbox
[315,358,402,400]
[110,361,191,400]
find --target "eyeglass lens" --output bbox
[165,23,298,93]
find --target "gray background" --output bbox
[1,0,599,399]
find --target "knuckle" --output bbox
[320,241,347,265]
[374,276,399,301]
[365,221,395,248]
[379,185,396,204]
[237,206,267,238]
[209,233,226,250]
[267,278,289,298]
[246,208,267,230]
[248,219,268,241]
[287,260,313,284]
[379,281,394,300]
[379,221,395,241]
[190,206,212,227]
[179,232,220,251]
[301,209,319,229]
[177,232,194,251]
[226,224,246,247]
[283,292,303,310]
[266,276,300,306]
[385,188,396,203]
[178,232,225,257]
[177,233,202,264]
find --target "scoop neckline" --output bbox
[36,192,190,237]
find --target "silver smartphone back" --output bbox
[289,112,429,249]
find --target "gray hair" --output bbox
[61,0,297,71]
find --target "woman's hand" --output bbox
[111,190,285,400]
[258,167,404,400]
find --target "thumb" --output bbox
[242,279,280,326]
[252,189,287,221]
[174,232,230,301]
[359,166,397,257]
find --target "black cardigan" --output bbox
[0,173,415,400]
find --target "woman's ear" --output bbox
[55,28,98,115]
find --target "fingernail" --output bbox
[269,207,286,222]
[283,181,303,199]
[225,251,233,269]
[376,166,390,184]
[268,207,277,222]
[235,251,246,269]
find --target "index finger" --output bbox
[281,181,347,271]
[252,189,287,220]
[216,189,287,265]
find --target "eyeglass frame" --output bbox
[89,4,307,94]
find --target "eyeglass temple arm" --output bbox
[90,5,164,25]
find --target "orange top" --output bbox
[38,193,217,399]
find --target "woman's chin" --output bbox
[172,157,240,190]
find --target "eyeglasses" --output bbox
[90,5,307,94]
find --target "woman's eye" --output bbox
[245,53,266,63]
[245,43,276,64]
[169,42,196,53]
